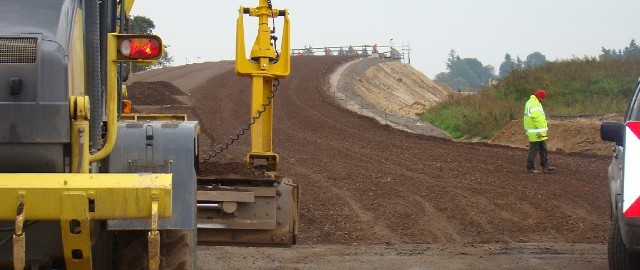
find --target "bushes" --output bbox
[424,56,640,139]
[424,92,520,139]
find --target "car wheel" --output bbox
[609,215,640,270]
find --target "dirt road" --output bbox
[128,56,611,269]
[200,243,605,269]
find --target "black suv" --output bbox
[602,77,640,269]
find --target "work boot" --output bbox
[543,167,556,174]
[528,169,541,174]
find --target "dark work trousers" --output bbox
[527,140,549,170]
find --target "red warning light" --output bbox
[120,38,161,59]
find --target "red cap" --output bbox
[535,89,546,101]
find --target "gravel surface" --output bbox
[186,56,609,245]
[127,81,185,106]
[129,56,611,269]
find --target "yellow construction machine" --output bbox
[0,0,297,269]
[196,0,299,247]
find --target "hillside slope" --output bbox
[127,57,609,268]
[332,58,453,137]
[128,56,608,244]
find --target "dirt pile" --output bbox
[182,56,609,246]
[127,61,234,94]
[332,58,453,138]
[491,115,623,156]
[343,58,453,118]
[129,57,611,268]
[127,81,185,106]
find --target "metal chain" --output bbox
[200,79,280,162]
[200,1,283,162]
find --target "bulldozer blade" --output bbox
[196,177,298,247]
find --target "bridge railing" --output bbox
[290,44,410,63]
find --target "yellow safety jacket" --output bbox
[523,95,548,142]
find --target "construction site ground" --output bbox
[128,56,613,269]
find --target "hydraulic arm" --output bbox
[235,0,290,171]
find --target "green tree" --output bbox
[499,53,516,78]
[524,51,548,69]
[156,45,174,68]
[600,48,623,60]
[435,55,495,92]
[129,15,155,35]
[515,56,524,70]
[446,49,461,70]
[600,39,639,60]
[434,72,449,84]
[128,15,174,72]
[624,39,640,57]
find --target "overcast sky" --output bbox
[131,0,640,78]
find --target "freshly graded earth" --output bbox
[128,56,611,269]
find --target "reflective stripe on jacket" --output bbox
[523,95,548,142]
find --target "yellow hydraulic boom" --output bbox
[235,0,290,171]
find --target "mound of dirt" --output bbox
[129,58,612,268]
[491,114,623,156]
[127,61,235,94]
[355,60,453,118]
[127,81,185,106]
[182,56,609,247]
[332,58,453,138]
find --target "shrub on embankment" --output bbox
[423,56,640,139]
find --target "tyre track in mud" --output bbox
[281,161,402,244]
[133,56,611,248]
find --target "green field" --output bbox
[424,56,640,139]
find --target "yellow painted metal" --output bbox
[89,34,118,163]
[73,96,89,119]
[235,0,290,170]
[71,96,90,173]
[0,173,172,220]
[250,75,273,150]
[60,192,92,270]
[68,7,86,97]
[235,3,290,77]
[90,33,163,162]
[70,120,90,173]
[245,76,277,163]
[148,231,160,270]
[148,198,160,270]
[12,234,24,270]
[12,199,25,270]
[123,0,135,17]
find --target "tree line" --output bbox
[435,39,640,92]
[600,39,640,60]
[435,50,548,92]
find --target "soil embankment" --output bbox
[492,116,621,156]
[128,57,610,269]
